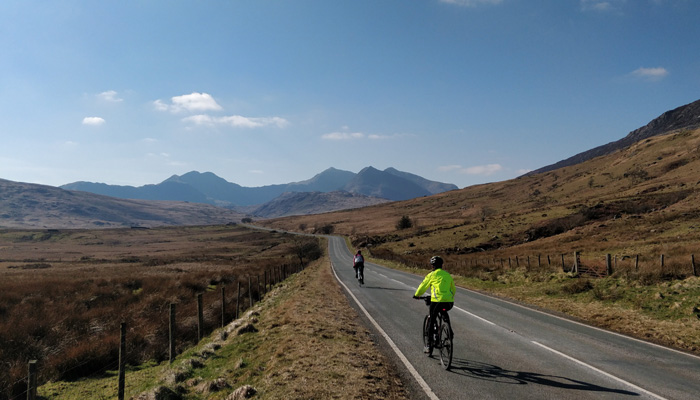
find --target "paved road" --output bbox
[328,236,700,400]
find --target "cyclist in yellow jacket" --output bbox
[413,256,455,355]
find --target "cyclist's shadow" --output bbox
[447,358,639,397]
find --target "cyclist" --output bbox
[353,250,365,285]
[413,256,455,355]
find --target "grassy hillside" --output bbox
[260,127,700,262]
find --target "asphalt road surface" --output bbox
[328,236,700,400]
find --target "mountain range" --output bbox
[61,166,458,209]
[3,98,700,229]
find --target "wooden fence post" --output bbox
[236,281,241,320]
[547,255,551,266]
[574,252,579,274]
[538,254,541,269]
[561,254,565,271]
[661,254,665,269]
[606,254,612,276]
[248,276,253,307]
[692,254,697,277]
[27,360,37,400]
[169,303,176,363]
[221,286,226,328]
[516,256,520,268]
[635,254,639,272]
[197,293,204,342]
[118,322,126,400]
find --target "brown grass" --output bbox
[0,225,320,400]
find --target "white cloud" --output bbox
[517,168,532,175]
[82,117,105,126]
[441,163,503,175]
[463,164,503,175]
[630,67,669,81]
[98,90,122,102]
[440,0,503,6]
[438,165,463,172]
[321,132,365,140]
[183,114,289,129]
[154,92,222,113]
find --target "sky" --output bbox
[1,0,699,189]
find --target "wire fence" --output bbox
[9,263,303,400]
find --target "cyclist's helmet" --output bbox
[429,256,443,269]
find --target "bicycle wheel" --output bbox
[422,315,430,348]
[438,322,453,370]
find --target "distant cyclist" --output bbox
[353,250,365,285]
[413,256,455,355]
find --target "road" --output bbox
[328,236,700,400]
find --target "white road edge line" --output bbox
[454,306,496,326]
[331,262,440,400]
[531,341,668,400]
[461,286,700,361]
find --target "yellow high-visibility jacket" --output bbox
[414,268,455,302]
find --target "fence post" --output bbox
[197,293,204,342]
[118,322,126,400]
[692,254,697,276]
[547,255,551,266]
[561,254,565,271]
[169,303,176,363]
[635,254,639,271]
[27,360,37,400]
[606,254,612,276]
[236,281,241,320]
[516,256,520,268]
[660,254,665,269]
[221,286,226,328]
[538,254,541,268]
[248,276,253,307]
[574,252,579,274]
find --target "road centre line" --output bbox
[457,284,700,361]
[454,306,496,326]
[531,341,668,400]
[331,262,440,400]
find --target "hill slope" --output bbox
[251,191,390,218]
[0,179,244,229]
[260,126,700,260]
[527,98,700,176]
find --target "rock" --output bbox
[195,378,230,395]
[226,385,257,400]
[131,386,181,400]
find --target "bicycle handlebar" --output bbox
[413,295,432,306]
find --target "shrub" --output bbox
[396,216,413,230]
[562,279,593,294]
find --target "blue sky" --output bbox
[1,0,699,189]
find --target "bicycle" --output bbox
[354,263,364,286]
[416,295,453,370]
